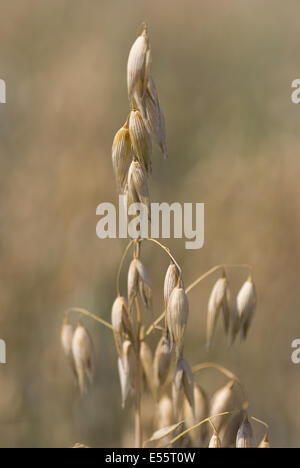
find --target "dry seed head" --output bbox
[236,415,255,448]
[129,110,152,175]
[127,258,152,311]
[61,319,77,378]
[166,286,189,355]
[72,322,94,396]
[119,340,136,408]
[128,160,150,212]
[111,296,131,356]
[156,395,174,438]
[208,432,221,448]
[210,380,235,432]
[207,275,230,349]
[183,383,209,446]
[173,357,194,419]
[112,125,132,192]
[128,258,139,307]
[61,318,74,360]
[118,356,131,409]
[127,27,150,115]
[164,262,180,310]
[236,278,257,341]
[140,341,155,396]
[219,410,244,448]
[153,332,172,395]
[258,433,270,448]
[144,82,168,159]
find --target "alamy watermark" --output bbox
[96,196,204,250]
[0,79,6,103]
[291,339,300,364]
[291,79,300,104]
[0,339,6,364]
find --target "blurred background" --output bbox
[0,0,299,448]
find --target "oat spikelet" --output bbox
[210,380,235,432]
[127,258,152,311]
[118,357,130,409]
[140,341,155,396]
[61,318,76,377]
[119,340,136,408]
[258,433,270,448]
[129,110,152,175]
[164,262,180,310]
[156,394,174,429]
[236,415,255,448]
[219,410,244,448]
[172,356,194,419]
[127,160,150,213]
[236,277,257,340]
[166,285,189,355]
[111,296,131,356]
[144,76,168,159]
[183,383,209,446]
[127,26,150,116]
[72,322,94,396]
[208,432,221,448]
[153,332,172,395]
[207,274,230,349]
[112,124,132,193]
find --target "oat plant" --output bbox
[61,24,269,449]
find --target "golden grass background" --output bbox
[0,0,299,447]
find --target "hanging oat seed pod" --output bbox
[72,322,94,396]
[153,332,172,395]
[258,433,270,448]
[144,76,168,159]
[183,383,209,446]
[166,285,189,355]
[111,296,131,356]
[127,258,152,311]
[118,357,131,409]
[210,380,235,431]
[122,340,136,393]
[164,262,180,310]
[140,341,155,396]
[112,123,132,192]
[128,160,150,212]
[127,26,151,115]
[208,432,221,448]
[129,110,152,175]
[61,318,76,377]
[172,357,194,419]
[219,410,244,448]
[61,318,74,360]
[207,274,230,349]
[236,276,257,340]
[236,415,255,448]
[157,394,174,429]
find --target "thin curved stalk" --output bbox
[251,416,269,431]
[192,362,248,404]
[165,411,236,447]
[66,307,113,330]
[145,238,182,276]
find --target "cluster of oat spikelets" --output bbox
[61,25,269,449]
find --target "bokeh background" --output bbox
[0,0,299,448]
